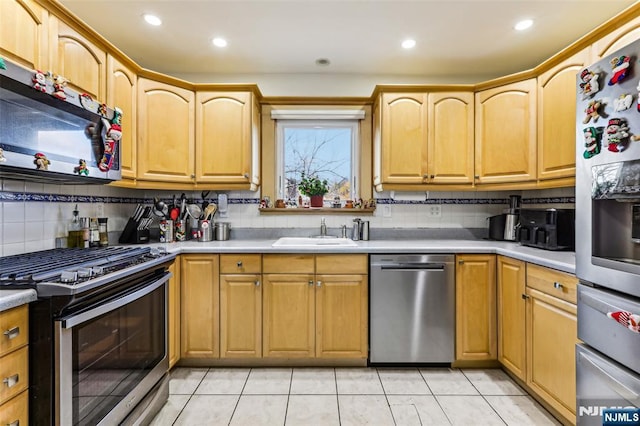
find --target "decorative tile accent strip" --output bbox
[0,191,573,206]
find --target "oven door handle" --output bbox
[578,349,640,402]
[60,272,171,329]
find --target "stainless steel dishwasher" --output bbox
[370,254,455,364]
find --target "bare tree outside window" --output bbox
[283,125,353,202]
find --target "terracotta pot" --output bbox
[310,195,324,208]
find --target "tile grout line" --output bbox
[460,369,510,426]
[282,368,293,426]
[334,368,342,426]
[171,367,211,426]
[417,368,454,425]
[227,367,252,425]
[375,367,399,426]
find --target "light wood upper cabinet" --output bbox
[137,78,195,183]
[374,92,429,185]
[49,18,106,101]
[537,49,590,182]
[591,15,640,61]
[427,92,475,184]
[0,0,48,70]
[195,91,260,189]
[168,258,181,369]
[475,79,537,185]
[455,254,497,361]
[497,256,526,380]
[180,254,219,359]
[526,287,577,423]
[107,55,137,180]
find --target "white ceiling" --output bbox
[60,0,636,92]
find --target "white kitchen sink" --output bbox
[272,237,358,247]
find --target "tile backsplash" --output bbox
[0,178,574,256]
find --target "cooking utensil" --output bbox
[186,204,202,220]
[201,191,210,211]
[170,207,180,221]
[204,203,217,220]
[153,198,168,218]
[179,193,187,220]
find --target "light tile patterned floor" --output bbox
[150,367,560,426]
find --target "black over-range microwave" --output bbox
[0,58,121,183]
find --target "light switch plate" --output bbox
[428,205,441,217]
[383,205,392,218]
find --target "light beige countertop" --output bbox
[0,239,575,311]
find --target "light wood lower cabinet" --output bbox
[220,273,262,358]
[168,258,181,368]
[497,256,526,380]
[0,305,29,423]
[455,254,497,361]
[180,254,219,359]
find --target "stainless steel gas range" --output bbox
[0,246,176,426]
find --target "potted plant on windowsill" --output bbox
[298,173,329,208]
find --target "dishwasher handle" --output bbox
[380,263,446,271]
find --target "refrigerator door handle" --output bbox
[579,350,640,402]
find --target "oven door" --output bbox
[54,271,169,426]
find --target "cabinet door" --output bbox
[475,79,537,184]
[315,274,368,359]
[527,287,577,423]
[168,259,180,368]
[537,49,590,181]
[455,254,497,361]
[180,255,219,359]
[378,93,428,184]
[0,390,28,426]
[137,78,195,183]
[262,274,315,358]
[220,274,262,358]
[591,15,640,61]
[497,256,526,380]
[107,55,137,180]
[49,18,106,101]
[195,91,257,186]
[427,92,475,184]
[0,0,48,70]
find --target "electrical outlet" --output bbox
[383,205,392,218]
[428,204,441,217]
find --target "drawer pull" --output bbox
[522,294,530,300]
[3,374,18,388]
[7,421,19,426]
[255,280,260,287]
[3,326,19,340]
[316,280,322,287]
[237,261,243,267]
[308,280,313,286]
[553,282,564,290]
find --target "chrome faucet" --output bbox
[320,217,327,237]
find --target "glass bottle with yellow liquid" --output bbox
[67,205,83,248]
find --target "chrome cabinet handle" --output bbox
[243,173,249,178]
[255,280,260,287]
[522,294,530,300]
[553,282,563,290]
[190,174,195,179]
[7,420,19,426]
[3,326,19,340]
[458,260,464,265]
[3,374,18,388]
[316,280,322,287]
[308,280,313,286]
[237,261,243,267]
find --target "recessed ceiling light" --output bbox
[143,14,162,26]
[212,37,228,48]
[315,58,331,66]
[515,19,533,31]
[401,39,416,49]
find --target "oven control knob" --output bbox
[60,270,78,283]
[91,266,104,276]
[77,268,92,278]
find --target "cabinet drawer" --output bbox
[220,254,262,274]
[0,346,28,405]
[526,264,577,304]
[316,254,368,274]
[0,305,28,357]
[263,254,314,273]
[0,390,28,426]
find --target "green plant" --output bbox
[298,173,329,197]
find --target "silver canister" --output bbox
[199,220,213,242]
[159,219,174,243]
[215,222,231,241]
[361,221,370,241]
